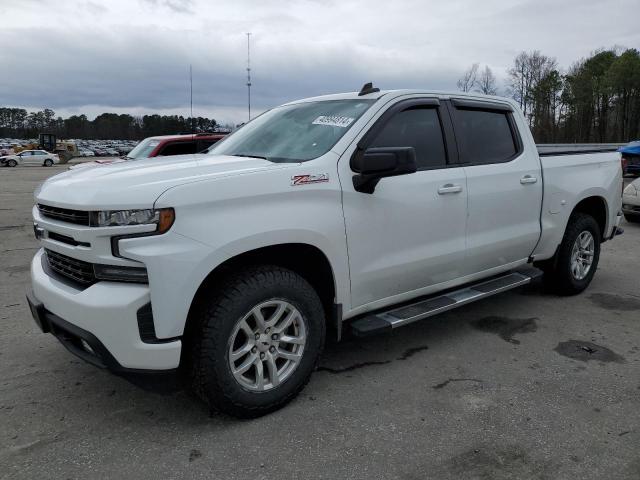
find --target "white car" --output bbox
[79,150,95,157]
[2,149,59,167]
[28,86,623,417]
[622,180,640,222]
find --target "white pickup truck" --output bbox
[28,85,624,417]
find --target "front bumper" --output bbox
[622,201,640,217]
[30,249,181,371]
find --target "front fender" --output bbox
[121,158,349,338]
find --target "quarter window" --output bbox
[369,107,447,169]
[453,109,518,164]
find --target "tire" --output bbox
[542,213,601,295]
[624,214,640,223]
[188,265,325,418]
[44,159,53,167]
[7,159,17,167]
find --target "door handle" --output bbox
[520,175,538,185]
[438,184,462,194]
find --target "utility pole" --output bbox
[189,64,194,133]
[246,32,252,121]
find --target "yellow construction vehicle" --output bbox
[39,133,78,164]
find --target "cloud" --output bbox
[1,0,639,124]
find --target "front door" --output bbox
[341,99,468,309]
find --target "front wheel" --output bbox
[542,213,601,295]
[188,265,325,418]
[7,159,17,167]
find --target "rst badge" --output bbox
[291,173,329,186]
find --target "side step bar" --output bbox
[350,268,543,337]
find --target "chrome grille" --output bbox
[38,204,90,226]
[45,249,96,286]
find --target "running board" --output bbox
[350,268,543,337]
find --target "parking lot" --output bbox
[1,165,639,479]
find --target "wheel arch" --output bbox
[183,243,340,353]
[570,195,608,240]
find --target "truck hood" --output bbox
[36,154,280,209]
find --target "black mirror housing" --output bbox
[351,146,417,193]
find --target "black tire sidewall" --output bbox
[8,160,17,167]
[555,213,601,293]
[199,267,325,415]
[44,159,53,167]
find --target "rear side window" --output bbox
[369,107,447,169]
[157,141,197,156]
[453,109,518,164]
[197,139,219,152]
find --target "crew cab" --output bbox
[27,86,623,417]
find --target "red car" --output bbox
[126,133,227,159]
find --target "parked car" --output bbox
[127,133,226,159]
[619,140,640,176]
[28,87,623,418]
[622,178,640,222]
[79,150,95,157]
[1,149,59,167]
[70,133,227,170]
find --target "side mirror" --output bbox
[350,146,417,193]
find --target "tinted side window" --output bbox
[197,139,218,152]
[454,109,517,164]
[157,141,197,156]
[369,107,447,169]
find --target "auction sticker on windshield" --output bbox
[312,116,355,128]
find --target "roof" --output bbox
[145,133,227,141]
[283,89,518,109]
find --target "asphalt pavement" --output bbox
[1,165,639,479]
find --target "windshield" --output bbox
[208,99,375,162]
[126,138,160,159]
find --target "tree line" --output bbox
[458,47,640,143]
[0,109,221,140]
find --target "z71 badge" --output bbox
[291,173,330,186]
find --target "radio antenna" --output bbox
[246,32,252,121]
[189,64,194,132]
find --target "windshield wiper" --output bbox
[230,153,268,160]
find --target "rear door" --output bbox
[448,98,542,274]
[341,98,468,308]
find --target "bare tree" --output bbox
[457,63,479,92]
[508,50,557,122]
[476,66,498,95]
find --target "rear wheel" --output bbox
[44,159,53,167]
[189,265,325,418]
[542,213,601,295]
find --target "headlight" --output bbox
[623,184,638,197]
[91,208,175,233]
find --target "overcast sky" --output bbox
[1,0,638,124]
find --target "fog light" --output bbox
[93,264,148,283]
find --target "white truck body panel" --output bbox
[29,89,623,370]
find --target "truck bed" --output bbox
[537,143,624,156]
